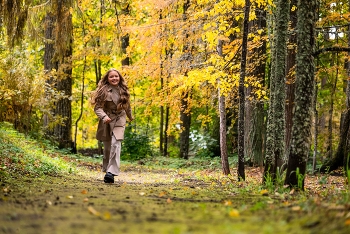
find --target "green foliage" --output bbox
[137,155,235,171]
[189,130,217,158]
[0,122,75,179]
[296,167,305,190]
[122,125,155,161]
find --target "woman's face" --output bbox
[107,70,120,87]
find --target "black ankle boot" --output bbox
[104,172,114,183]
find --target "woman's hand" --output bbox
[103,116,111,124]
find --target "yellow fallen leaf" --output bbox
[139,192,145,196]
[229,209,240,217]
[224,200,232,206]
[81,190,88,194]
[159,191,167,197]
[345,219,350,226]
[291,206,301,211]
[67,195,73,199]
[102,211,111,220]
[260,189,268,196]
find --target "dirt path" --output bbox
[1,167,350,234]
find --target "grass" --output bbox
[1,122,350,233]
[1,121,349,205]
[0,122,76,179]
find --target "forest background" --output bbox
[1,0,350,189]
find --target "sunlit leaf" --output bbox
[229,209,240,217]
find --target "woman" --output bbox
[91,68,133,183]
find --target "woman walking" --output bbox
[91,68,133,183]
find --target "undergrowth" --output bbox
[0,122,76,180]
[1,121,349,207]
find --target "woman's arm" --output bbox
[126,103,134,121]
[94,103,111,124]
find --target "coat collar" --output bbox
[107,86,120,105]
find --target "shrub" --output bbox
[122,125,155,161]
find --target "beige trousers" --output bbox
[102,134,121,175]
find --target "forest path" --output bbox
[1,165,349,234]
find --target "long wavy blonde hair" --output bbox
[91,68,131,111]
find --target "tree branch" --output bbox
[313,46,350,57]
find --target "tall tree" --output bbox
[246,3,267,167]
[237,0,251,181]
[217,39,230,175]
[320,15,350,173]
[285,0,317,189]
[263,0,289,182]
[285,0,298,161]
[53,0,73,149]
[178,0,192,160]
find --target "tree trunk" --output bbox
[217,39,230,175]
[179,92,191,159]
[246,5,267,167]
[285,0,317,189]
[264,7,277,182]
[264,0,290,182]
[44,1,73,149]
[54,0,73,149]
[327,54,338,159]
[237,0,251,181]
[318,1,350,173]
[285,0,297,161]
[43,12,58,132]
[178,0,191,160]
[312,82,318,173]
[164,106,170,156]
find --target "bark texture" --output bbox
[237,0,251,181]
[285,0,298,161]
[264,0,290,182]
[285,0,317,189]
[217,40,230,175]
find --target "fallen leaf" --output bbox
[46,200,52,206]
[159,191,167,197]
[102,211,111,220]
[81,190,88,194]
[67,195,73,199]
[83,198,89,202]
[260,189,269,196]
[139,192,145,196]
[224,200,232,206]
[88,206,100,216]
[345,219,350,226]
[229,209,240,217]
[291,206,301,211]
[167,198,172,203]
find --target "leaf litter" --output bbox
[0,164,349,234]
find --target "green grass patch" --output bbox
[0,122,75,179]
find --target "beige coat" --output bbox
[94,87,133,141]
